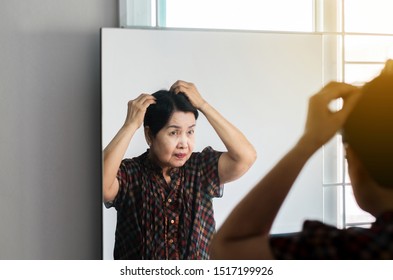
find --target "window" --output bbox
[120,0,314,32]
[344,0,393,34]
[324,0,393,229]
[165,0,313,32]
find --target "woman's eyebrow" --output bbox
[166,124,196,129]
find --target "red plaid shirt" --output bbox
[106,146,223,259]
[270,211,393,259]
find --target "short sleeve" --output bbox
[194,146,223,198]
[104,158,136,210]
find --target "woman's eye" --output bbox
[169,131,178,136]
[188,130,194,135]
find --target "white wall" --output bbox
[0,0,117,259]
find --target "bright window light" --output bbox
[345,36,393,62]
[345,0,393,34]
[165,0,313,32]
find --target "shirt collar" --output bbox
[142,149,180,177]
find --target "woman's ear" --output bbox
[345,145,359,169]
[144,126,153,146]
[345,144,371,184]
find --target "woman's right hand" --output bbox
[124,94,156,128]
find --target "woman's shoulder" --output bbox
[186,146,222,169]
[189,146,217,159]
[120,151,149,170]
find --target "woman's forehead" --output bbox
[166,111,196,128]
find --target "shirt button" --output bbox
[169,239,174,244]
[167,198,172,203]
[170,219,175,224]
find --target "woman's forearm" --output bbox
[103,123,138,200]
[210,136,317,259]
[200,102,257,178]
[221,137,316,237]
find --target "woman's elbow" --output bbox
[209,235,227,260]
[239,147,257,174]
[246,146,257,168]
[210,236,245,260]
[103,179,119,203]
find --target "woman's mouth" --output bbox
[174,153,187,159]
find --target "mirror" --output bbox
[101,28,324,259]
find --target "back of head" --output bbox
[144,90,198,137]
[343,60,393,188]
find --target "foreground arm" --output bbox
[103,94,155,202]
[210,82,360,259]
[171,80,257,184]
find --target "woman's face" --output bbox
[149,111,196,170]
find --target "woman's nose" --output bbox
[177,134,188,148]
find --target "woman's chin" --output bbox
[170,158,188,167]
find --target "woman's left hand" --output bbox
[302,82,361,150]
[170,80,206,110]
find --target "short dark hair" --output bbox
[144,90,199,137]
[342,72,393,188]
